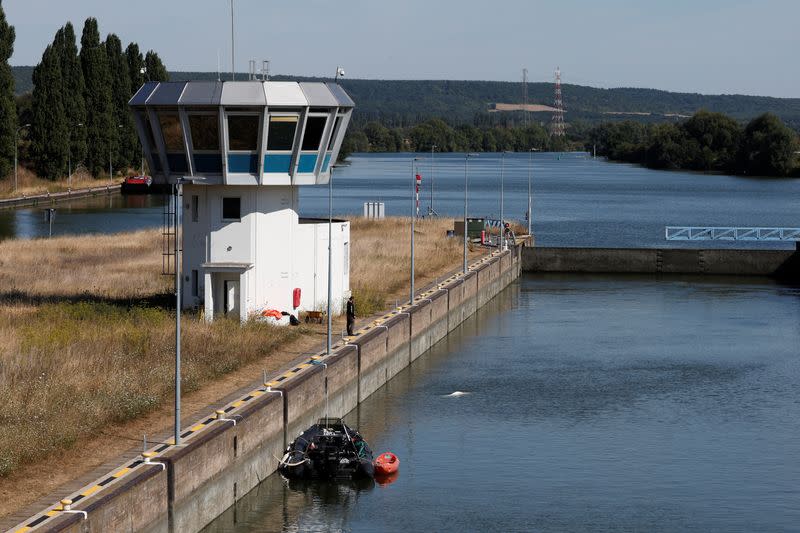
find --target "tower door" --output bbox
[224,280,240,316]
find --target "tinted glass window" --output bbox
[327,116,342,151]
[222,197,241,220]
[228,115,259,151]
[158,113,183,151]
[302,116,327,151]
[189,115,219,151]
[267,116,298,151]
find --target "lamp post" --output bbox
[500,151,509,250]
[429,145,436,216]
[463,153,477,273]
[68,123,83,188]
[527,148,534,237]
[410,157,423,305]
[14,123,30,193]
[327,165,335,355]
[173,178,184,446]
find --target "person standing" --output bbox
[346,295,356,336]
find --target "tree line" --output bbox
[341,110,799,177]
[586,111,798,176]
[0,1,169,182]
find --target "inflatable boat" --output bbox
[278,418,374,480]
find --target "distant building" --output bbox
[129,80,354,322]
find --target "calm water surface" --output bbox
[3,153,800,247]
[204,275,800,532]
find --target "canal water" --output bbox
[3,153,800,247]
[203,274,800,533]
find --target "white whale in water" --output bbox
[444,391,470,397]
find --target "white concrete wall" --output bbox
[182,184,349,320]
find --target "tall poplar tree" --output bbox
[80,18,113,177]
[0,0,17,178]
[144,50,169,82]
[30,45,68,179]
[105,33,135,171]
[55,23,87,168]
[125,42,145,95]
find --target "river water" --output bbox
[2,152,800,247]
[203,274,800,532]
[6,155,798,531]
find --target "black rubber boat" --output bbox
[278,417,374,480]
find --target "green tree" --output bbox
[646,123,695,170]
[30,45,68,179]
[738,113,798,176]
[54,23,87,169]
[80,18,113,177]
[0,0,17,178]
[363,121,396,152]
[144,50,169,82]
[125,42,145,94]
[106,34,135,172]
[682,110,741,172]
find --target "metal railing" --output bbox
[665,226,800,241]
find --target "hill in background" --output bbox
[12,66,800,130]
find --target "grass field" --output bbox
[0,167,125,200]
[0,217,475,477]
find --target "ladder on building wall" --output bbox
[162,186,180,276]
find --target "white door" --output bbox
[224,280,240,316]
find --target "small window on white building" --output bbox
[191,195,199,222]
[343,241,349,272]
[191,269,199,297]
[222,197,241,221]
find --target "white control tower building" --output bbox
[129,81,354,322]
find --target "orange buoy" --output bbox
[374,452,399,476]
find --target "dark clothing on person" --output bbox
[346,298,356,336]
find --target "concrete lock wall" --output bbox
[521,247,799,277]
[34,246,521,533]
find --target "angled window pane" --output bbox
[228,115,259,151]
[158,113,184,151]
[327,116,342,151]
[189,115,219,151]
[302,116,327,151]
[267,116,298,151]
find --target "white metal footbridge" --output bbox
[665,227,800,242]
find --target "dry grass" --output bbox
[0,167,126,200]
[350,217,482,314]
[0,216,480,477]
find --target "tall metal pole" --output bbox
[230,0,235,81]
[410,158,420,305]
[463,154,476,273]
[528,149,533,236]
[430,145,436,216]
[174,181,182,445]
[500,152,506,250]
[327,166,333,354]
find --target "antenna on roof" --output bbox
[335,66,345,82]
[229,0,236,81]
[217,50,221,82]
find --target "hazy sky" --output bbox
[5,0,799,98]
